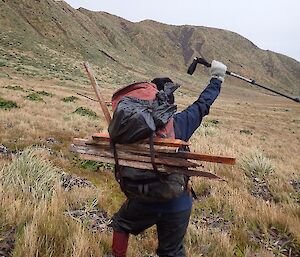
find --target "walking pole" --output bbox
[187,57,300,103]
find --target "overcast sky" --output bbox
[64,0,300,62]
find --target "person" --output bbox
[110,60,227,257]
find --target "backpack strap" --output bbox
[178,145,198,200]
[190,186,198,200]
[149,133,158,173]
[111,142,121,182]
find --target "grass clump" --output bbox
[80,160,106,171]
[25,92,44,102]
[62,96,78,102]
[0,96,19,110]
[0,72,10,78]
[37,90,53,97]
[5,85,25,91]
[81,160,112,171]
[240,129,253,135]
[0,59,7,67]
[74,107,98,118]
[196,118,220,136]
[198,125,218,137]
[246,221,300,257]
[202,119,220,127]
[0,147,61,201]
[240,150,274,177]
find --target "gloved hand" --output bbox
[210,60,227,82]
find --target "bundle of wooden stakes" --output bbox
[70,132,235,179]
[70,62,236,180]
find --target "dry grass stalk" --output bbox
[1,147,61,201]
[0,73,299,256]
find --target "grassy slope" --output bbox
[0,0,299,94]
[0,0,300,256]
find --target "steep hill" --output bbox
[1,1,300,256]
[0,0,299,95]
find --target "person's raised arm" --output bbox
[174,60,227,141]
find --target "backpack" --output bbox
[108,82,188,202]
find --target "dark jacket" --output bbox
[135,78,222,213]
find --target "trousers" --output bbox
[112,199,192,257]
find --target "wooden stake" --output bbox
[78,153,223,180]
[84,62,111,125]
[73,137,236,165]
[70,144,199,168]
[73,138,179,153]
[91,132,190,147]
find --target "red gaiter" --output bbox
[112,231,129,257]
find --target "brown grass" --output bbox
[0,69,299,257]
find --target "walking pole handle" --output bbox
[188,57,230,74]
[197,57,211,68]
[197,58,232,75]
[187,57,300,103]
[187,58,199,75]
[187,57,211,75]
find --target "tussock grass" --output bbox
[0,60,7,67]
[10,188,109,257]
[0,96,19,110]
[0,72,299,256]
[240,149,275,177]
[25,92,44,102]
[5,85,25,91]
[36,90,53,97]
[0,148,110,257]
[186,227,234,257]
[74,106,98,118]
[62,96,78,102]
[0,147,61,201]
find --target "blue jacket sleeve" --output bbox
[173,78,221,141]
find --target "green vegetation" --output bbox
[80,160,103,171]
[74,107,98,118]
[5,85,25,91]
[0,59,7,67]
[240,129,253,135]
[72,155,109,171]
[0,97,19,110]
[62,96,78,102]
[0,72,10,78]
[77,159,113,171]
[37,90,53,97]
[240,150,275,177]
[1,148,61,201]
[202,119,220,127]
[0,1,299,256]
[25,93,44,102]
[196,119,220,136]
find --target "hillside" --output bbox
[0,0,299,96]
[0,1,300,257]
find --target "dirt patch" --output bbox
[65,204,112,233]
[290,180,300,193]
[250,226,300,257]
[290,180,300,204]
[60,173,95,191]
[0,228,16,257]
[0,145,19,159]
[247,173,277,203]
[191,208,232,232]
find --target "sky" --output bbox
[64,0,300,62]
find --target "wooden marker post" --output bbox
[83,62,111,125]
